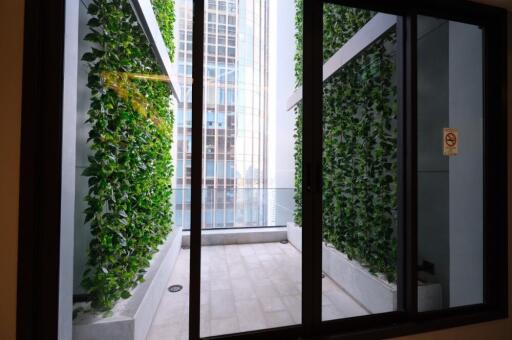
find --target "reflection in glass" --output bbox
[321,4,398,320]
[198,0,300,337]
[417,15,483,310]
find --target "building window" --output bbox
[185,160,191,178]
[185,110,192,127]
[207,110,215,128]
[217,88,225,105]
[206,160,215,178]
[226,160,235,179]
[227,88,235,105]
[216,161,224,178]
[217,113,225,128]
[186,134,192,153]
[176,159,183,178]
[227,2,235,13]
[177,109,184,127]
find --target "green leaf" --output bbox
[82,52,96,62]
[87,3,99,15]
[87,17,101,27]
[293,6,397,283]
[84,32,101,43]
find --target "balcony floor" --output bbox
[147,242,368,339]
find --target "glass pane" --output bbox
[321,3,399,320]
[417,15,483,311]
[72,0,190,339]
[200,0,301,336]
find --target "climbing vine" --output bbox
[81,0,175,311]
[293,0,303,226]
[294,3,398,282]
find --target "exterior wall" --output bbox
[267,0,296,225]
[0,2,510,340]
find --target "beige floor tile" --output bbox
[210,316,239,336]
[210,289,236,319]
[147,243,368,339]
[264,310,294,328]
[258,296,286,312]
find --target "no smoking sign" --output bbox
[443,128,459,156]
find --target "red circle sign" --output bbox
[445,132,457,147]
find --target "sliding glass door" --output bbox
[185,1,503,337]
[318,2,402,322]
[416,15,484,311]
[198,0,301,336]
[187,0,302,337]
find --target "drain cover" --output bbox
[321,273,326,279]
[280,240,289,244]
[168,284,183,293]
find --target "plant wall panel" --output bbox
[81,0,175,311]
[294,3,398,282]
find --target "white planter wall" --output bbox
[286,222,442,313]
[182,227,287,247]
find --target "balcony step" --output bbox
[182,227,287,247]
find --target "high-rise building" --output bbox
[173,0,269,229]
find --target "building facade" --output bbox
[173,0,269,229]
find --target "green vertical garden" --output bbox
[294,3,398,282]
[81,0,175,311]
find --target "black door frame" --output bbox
[16,0,507,340]
[189,0,204,339]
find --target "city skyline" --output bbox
[172,0,272,229]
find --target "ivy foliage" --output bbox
[81,0,175,311]
[293,0,303,226]
[294,3,398,282]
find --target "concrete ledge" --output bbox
[73,227,182,340]
[182,227,287,247]
[286,222,442,313]
[286,222,302,251]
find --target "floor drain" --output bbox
[168,284,183,293]
[280,240,289,244]
[321,273,326,279]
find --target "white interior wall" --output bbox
[448,21,484,307]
